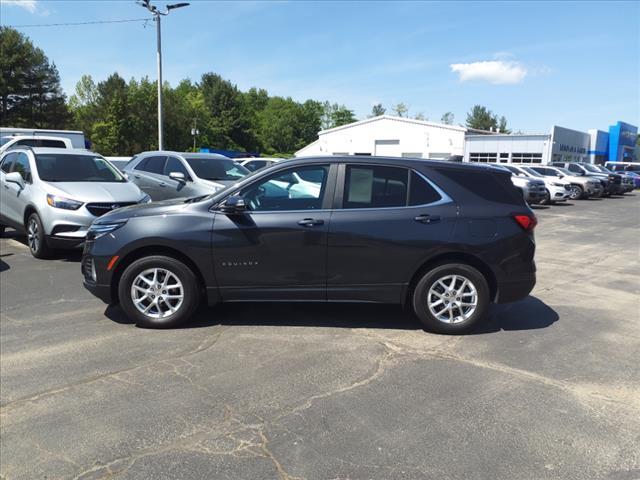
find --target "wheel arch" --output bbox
[110,245,207,304]
[405,252,498,306]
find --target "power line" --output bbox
[2,18,150,28]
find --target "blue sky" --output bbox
[1,0,639,133]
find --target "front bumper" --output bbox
[548,185,569,202]
[82,279,113,304]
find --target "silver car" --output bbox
[0,148,150,258]
[123,151,250,200]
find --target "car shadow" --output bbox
[551,202,574,207]
[0,259,10,273]
[104,295,558,335]
[3,232,82,262]
[530,205,549,210]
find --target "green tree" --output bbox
[466,105,498,131]
[370,103,385,117]
[0,26,70,128]
[440,112,454,125]
[392,103,408,117]
[414,112,426,121]
[498,115,511,134]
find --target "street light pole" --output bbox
[155,13,163,150]
[137,1,190,151]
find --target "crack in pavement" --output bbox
[0,326,230,412]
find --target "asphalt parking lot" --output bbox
[1,194,639,480]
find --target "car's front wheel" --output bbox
[26,213,52,258]
[568,185,583,200]
[118,255,201,328]
[412,263,490,334]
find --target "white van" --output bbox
[605,161,640,173]
[0,128,86,153]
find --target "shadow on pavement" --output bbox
[104,295,558,335]
[0,259,10,273]
[2,231,82,262]
[552,202,574,207]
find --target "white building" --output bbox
[464,126,592,164]
[295,115,466,159]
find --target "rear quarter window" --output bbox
[434,167,520,204]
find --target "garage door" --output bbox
[374,139,400,157]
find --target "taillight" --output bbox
[513,214,537,231]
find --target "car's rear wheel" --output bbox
[26,213,52,259]
[118,255,200,328]
[412,263,490,334]
[568,185,583,200]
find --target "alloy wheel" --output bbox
[130,268,184,319]
[427,274,478,324]
[569,186,581,200]
[27,218,39,253]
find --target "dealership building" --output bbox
[464,121,637,165]
[295,115,466,159]
[295,116,637,165]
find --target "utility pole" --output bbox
[137,0,190,151]
[191,118,199,152]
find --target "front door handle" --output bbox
[159,182,166,187]
[414,214,440,224]
[298,218,324,227]
[133,174,141,179]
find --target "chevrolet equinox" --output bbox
[82,156,537,334]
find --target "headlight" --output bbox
[552,182,564,187]
[46,194,83,210]
[139,193,152,203]
[88,220,127,239]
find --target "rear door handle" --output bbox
[133,174,141,179]
[298,218,324,227]
[414,214,440,224]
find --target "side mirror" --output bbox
[219,195,246,214]
[5,171,25,188]
[169,171,187,182]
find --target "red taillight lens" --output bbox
[513,214,537,231]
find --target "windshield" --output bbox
[35,154,126,182]
[0,136,13,146]
[555,167,572,176]
[595,165,612,173]
[521,166,543,177]
[582,164,602,173]
[185,156,250,181]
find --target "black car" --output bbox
[82,156,537,334]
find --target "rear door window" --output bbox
[136,155,167,174]
[39,139,66,148]
[343,165,408,209]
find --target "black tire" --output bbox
[0,224,5,236]
[540,190,552,205]
[118,255,201,328]
[568,184,583,200]
[412,263,490,334]
[26,213,53,259]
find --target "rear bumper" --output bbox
[495,273,536,304]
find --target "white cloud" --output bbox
[450,60,528,85]
[0,0,38,13]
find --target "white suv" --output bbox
[0,148,150,258]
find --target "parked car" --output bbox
[0,135,74,154]
[604,161,640,174]
[82,156,537,334]
[592,165,635,192]
[123,151,251,201]
[551,162,624,195]
[528,165,603,200]
[488,164,547,204]
[497,164,570,204]
[238,157,285,173]
[620,171,640,189]
[0,148,150,258]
